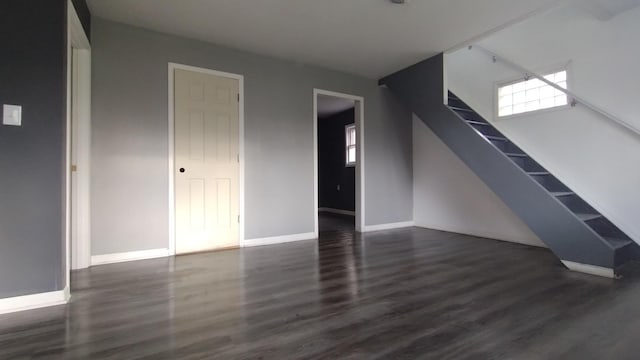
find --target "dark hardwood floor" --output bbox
[318,212,355,233]
[2,227,640,359]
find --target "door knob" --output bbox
[179,168,185,173]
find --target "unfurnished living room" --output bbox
[1,0,640,358]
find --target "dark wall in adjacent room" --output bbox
[318,108,356,212]
[0,0,67,298]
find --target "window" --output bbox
[498,70,568,117]
[345,124,356,167]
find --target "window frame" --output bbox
[345,123,356,167]
[494,65,572,120]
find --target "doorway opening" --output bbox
[313,90,365,236]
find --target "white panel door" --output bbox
[174,69,239,254]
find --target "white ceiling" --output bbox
[317,95,355,118]
[87,0,561,79]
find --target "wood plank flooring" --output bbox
[2,227,640,359]
[318,212,355,233]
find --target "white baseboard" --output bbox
[91,248,169,266]
[0,287,69,315]
[243,232,316,247]
[561,260,615,278]
[318,207,356,216]
[413,223,547,248]
[364,221,414,232]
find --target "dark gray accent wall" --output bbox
[72,0,91,39]
[0,0,67,298]
[91,18,412,255]
[319,109,355,212]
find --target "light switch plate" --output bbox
[3,104,22,126]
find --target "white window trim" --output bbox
[345,123,356,167]
[494,64,573,121]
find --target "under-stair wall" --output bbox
[412,115,545,247]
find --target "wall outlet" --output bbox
[3,104,22,126]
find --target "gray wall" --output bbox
[91,18,412,255]
[0,0,66,298]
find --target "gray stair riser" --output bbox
[469,123,503,137]
[588,217,632,240]
[556,195,599,215]
[509,156,546,173]
[448,98,466,108]
[530,174,572,193]
[616,244,640,267]
[453,111,484,122]
[491,140,524,154]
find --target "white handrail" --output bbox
[473,44,640,137]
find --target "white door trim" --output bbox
[313,89,365,235]
[168,63,245,255]
[67,1,92,277]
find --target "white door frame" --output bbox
[168,63,245,255]
[67,1,92,278]
[313,89,365,235]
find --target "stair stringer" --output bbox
[380,53,616,270]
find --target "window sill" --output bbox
[495,103,572,121]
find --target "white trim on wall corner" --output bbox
[364,221,415,232]
[91,248,170,266]
[318,208,356,216]
[243,232,316,247]
[0,288,68,315]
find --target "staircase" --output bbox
[380,54,638,277]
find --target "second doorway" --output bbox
[316,92,359,233]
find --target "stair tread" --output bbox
[527,171,550,176]
[550,191,574,197]
[467,120,491,126]
[604,237,634,250]
[485,135,508,142]
[505,152,528,158]
[449,106,474,113]
[576,213,603,222]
